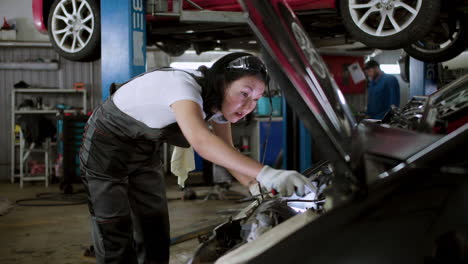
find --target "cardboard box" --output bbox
[0,30,17,40]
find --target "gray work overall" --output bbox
[80,97,191,264]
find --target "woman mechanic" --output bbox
[79,52,314,264]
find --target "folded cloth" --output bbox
[171,146,195,188]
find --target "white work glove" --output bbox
[256,165,314,197]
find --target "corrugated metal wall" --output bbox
[0,45,101,180]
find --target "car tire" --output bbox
[340,0,441,49]
[404,13,468,63]
[48,0,100,61]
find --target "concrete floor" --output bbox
[0,175,249,264]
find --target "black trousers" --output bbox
[80,99,170,264]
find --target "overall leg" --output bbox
[82,169,137,264]
[80,116,137,264]
[127,147,170,264]
[80,99,175,264]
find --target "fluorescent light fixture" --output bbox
[380,64,401,74]
[170,61,214,69]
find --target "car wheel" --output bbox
[404,13,468,63]
[48,0,100,61]
[340,0,441,49]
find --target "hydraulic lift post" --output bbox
[101,0,147,100]
[409,57,438,97]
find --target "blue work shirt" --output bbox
[366,73,400,119]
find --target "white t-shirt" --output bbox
[113,69,227,128]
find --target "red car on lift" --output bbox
[33,0,465,63]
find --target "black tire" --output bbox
[404,13,468,62]
[340,0,441,49]
[47,0,100,62]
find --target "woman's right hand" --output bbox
[256,165,315,197]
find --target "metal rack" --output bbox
[18,129,51,188]
[10,88,87,186]
[148,0,245,23]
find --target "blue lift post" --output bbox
[282,98,313,172]
[298,121,312,173]
[409,57,438,97]
[101,0,146,100]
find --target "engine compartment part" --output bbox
[383,73,468,134]
[187,161,334,264]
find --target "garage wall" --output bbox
[343,93,366,114]
[0,0,49,42]
[372,50,410,105]
[0,46,101,181]
[442,51,468,69]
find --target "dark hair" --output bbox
[200,52,269,115]
[365,59,380,70]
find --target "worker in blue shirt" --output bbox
[364,60,400,119]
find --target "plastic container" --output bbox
[256,96,270,116]
[256,96,283,116]
[271,96,282,116]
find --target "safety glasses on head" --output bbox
[226,56,269,84]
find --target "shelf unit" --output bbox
[0,41,52,47]
[0,42,59,71]
[0,62,59,71]
[10,88,87,185]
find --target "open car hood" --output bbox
[237,0,468,197]
[242,0,357,170]
[189,1,468,263]
[241,0,367,203]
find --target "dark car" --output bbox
[32,0,466,62]
[187,0,468,263]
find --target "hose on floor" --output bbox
[15,191,87,206]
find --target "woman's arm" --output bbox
[172,100,315,197]
[210,120,259,187]
[171,100,263,180]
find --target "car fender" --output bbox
[32,0,54,33]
